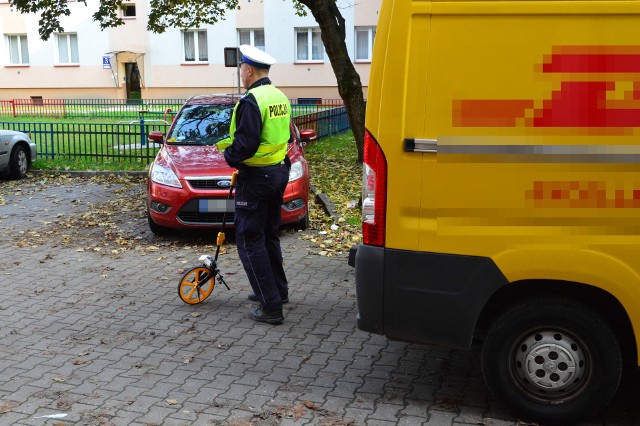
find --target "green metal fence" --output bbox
[293,105,349,139]
[1,120,169,163]
[0,98,346,120]
[1,103,351,164]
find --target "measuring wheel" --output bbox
[178,267,215,304]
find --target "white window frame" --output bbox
[295,27,324,63]
[238,29,265,51]
[182,30,208,63]
[6,34,29,65]
[355,26,376,62]
[55,33,79,65]
[121,3,136,18]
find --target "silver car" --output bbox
[0,130,37,179]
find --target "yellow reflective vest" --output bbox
[219,84,291,166]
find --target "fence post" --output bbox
[49,123,55,160]
[140,119,146,147]
[11,99,16,118]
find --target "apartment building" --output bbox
[0,0,380,101]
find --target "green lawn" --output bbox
[304,131,362,227]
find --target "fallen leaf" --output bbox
[293,404,307,419]
[226,420,252,426]
[72,360,91,365]
[0,400,20,414]
[303,400,319,410]
[166,399,179,405]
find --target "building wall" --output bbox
[355,0,381,26]
[236,0,264,29]
[0,0,380,100]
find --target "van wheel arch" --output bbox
[475,279,637,367]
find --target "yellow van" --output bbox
[349,0,640,423]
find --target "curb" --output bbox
[30,169,148,177]
[310,183,340,225]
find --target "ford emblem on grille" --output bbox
[217,180,232,188]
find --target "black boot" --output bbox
[249,306,284,325]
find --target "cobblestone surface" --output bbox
[1,175,640,425]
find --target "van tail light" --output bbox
[362,129,387,247]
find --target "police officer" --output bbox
[223,45,291,325]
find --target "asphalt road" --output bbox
[1,174,639,425]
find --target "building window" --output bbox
[7,34,29,65]
[296,27,323,62]
[56,33,79,64]
[238,29,265,51]
[122,3,136,18]
[183,30,208,62]
[355,27,376,62]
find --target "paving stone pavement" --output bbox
[1,175,640,426]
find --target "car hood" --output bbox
[161,144,234,177]
[0,130,31,142]
[160,143,302,178]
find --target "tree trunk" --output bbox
[298,0,365,163]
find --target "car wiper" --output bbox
[167,140,201,145]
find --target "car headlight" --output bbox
[288,161,304,182]
[151,163,182,188]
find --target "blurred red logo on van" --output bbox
[453,46,640,134]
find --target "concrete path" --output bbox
[0,175,638,425]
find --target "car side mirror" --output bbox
[149,131,164,144]
[299,129,317,145]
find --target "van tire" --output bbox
[481,297,621,425]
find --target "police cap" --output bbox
[239,44,276,69]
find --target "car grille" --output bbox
[177,198,234,225]
[178,211,235,224]
[188,179,232,190]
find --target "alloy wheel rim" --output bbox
[18,150,27,175]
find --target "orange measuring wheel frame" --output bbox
[178,266,216,304]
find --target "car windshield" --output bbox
[167,104,233,145]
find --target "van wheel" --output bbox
[481,297,621,425]
[9,145,29,179]
[147,210,172,236]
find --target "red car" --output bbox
[146,95,314,235]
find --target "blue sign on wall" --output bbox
[102,56,111,69]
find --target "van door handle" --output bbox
[404,138,437,153]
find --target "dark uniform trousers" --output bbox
[234,162,290,312]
